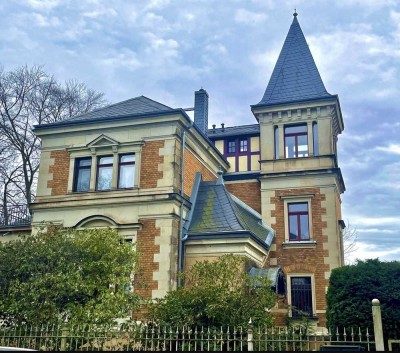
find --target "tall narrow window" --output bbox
[313,122,319,156]
[284,125,308,158]
[118,154,135,188]
[74,158,91,192]
[274,126,279,159]
[288,202,309,241]
[291,277,313,317]
[239,138,248,152]
[96,156,113,191]
[227,140,236,154]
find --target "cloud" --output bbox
[234,9,267,25]
[24,0,61,11]
[347,241,400,263]
[375,144,400,155]
[32,13,61,27]
[351,216,400,227]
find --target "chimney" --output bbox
[194,88,209,136]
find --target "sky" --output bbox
[1,0,399,263]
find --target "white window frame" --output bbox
[281,195,316,248]
[287,273,316,318]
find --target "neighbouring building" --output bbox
[2,13,345,327]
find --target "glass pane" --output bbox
[298,135,308,157]
[78,158,91,167]
[240,139,247,152]
[119,165,135,188]
[300,214,309,239]
[285,136,295,158]
[289,215,298,240]
[76,169,90,192]
[99,156,113,165]
[285,125,307,134]
[313,123,319,156]
[97,166,112,190]
[289,203,308,212]
[120,154,135,163]
[228,141,235,153]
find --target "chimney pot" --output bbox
[221,123,225,131]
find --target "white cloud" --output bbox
[347,241,400,263]
[83,7,118,19]
[351,216,400,227]
[375,144,400,155]
[144,32,179,58]
[33,13,61,27]
[24,0,61,10]
[234,9,267,25]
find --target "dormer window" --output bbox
[284,124,308,158]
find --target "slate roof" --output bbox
[258,14,333,106]
[185,175,274,250]
[207,124,260,139]
[65,96,173,122]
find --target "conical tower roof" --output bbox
[259,12,333,106]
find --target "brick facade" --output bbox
[225,181,262,214]
[47,150,70,196]
[269,188,329,327]
[140,140,165,189]
[135,219,161,299]
[183,149,216,196]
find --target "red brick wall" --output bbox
[135,219,160,299]
[140,140,165,189]
[269,188,329,326]
[183,149,216,196]
[225,181,262,214]
[47,150,70,196]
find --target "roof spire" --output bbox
[257,12,332,106]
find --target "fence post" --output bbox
[372,298,384,351]
[60,324,69,351]
[247,318,254,352]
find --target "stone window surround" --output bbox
[274,120,317,159]
[281,194,316,248]
[66,141,143,193]
[287,273,316,318]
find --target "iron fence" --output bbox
[0,324,376,351]
[0,205,31,227]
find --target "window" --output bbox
[284,125,308,158]
[96,156,113,191]
[239,138,248,152]
[274,126,279,159]
[74,158,91,192]
[227,140,236,154]
[288,202,309,241]
[313,122,319,156]
[118,154,135,188]
[290,276,313,317]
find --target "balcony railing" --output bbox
[0,205,31,227]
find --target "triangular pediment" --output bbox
[87,134,120,148]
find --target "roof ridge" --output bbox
[139,95,173,110]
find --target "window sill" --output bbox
[70,187,138,194]
[282,241,316,249]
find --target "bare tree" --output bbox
[343,220,359,263]
[0,65,106,216]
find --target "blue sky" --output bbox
[1,0,399,262]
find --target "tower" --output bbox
[251,12,345,326]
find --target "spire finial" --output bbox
[293,8,298,17]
